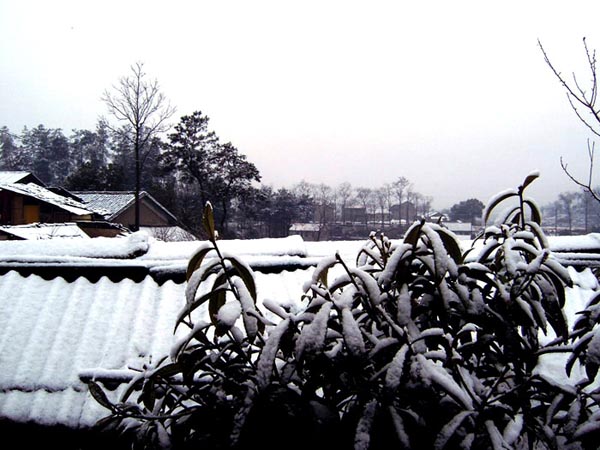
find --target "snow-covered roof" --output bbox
[140,226,198,242]
[290,223,322,232]
[0,183,93,216]
[0,234,599,429]
[0,171,42,185]
[0,223,90,240]
[74,191,177,223]
[0,268,312,427]
[443,222,473,233]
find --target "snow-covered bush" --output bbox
[90,174,600,449]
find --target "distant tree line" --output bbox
[0,121,447,239]
[543,189,600,235]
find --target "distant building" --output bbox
[289,223,329,241]
[342,207,367,224]
[389,202,417,223]
[314,204,335,224]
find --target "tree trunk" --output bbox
[134,132,141,231]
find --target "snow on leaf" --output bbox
[502,414,523,445]
[396,284,412,326]
[295,302,332,359]
[434,410,475,450]
[256,318,290,389]
[217,301,241,328]
[262,298,291,319]
[302,254,338,292]
[185,242,214,281]
[417,354,473,409]
[573,418,600,439]
[483,188,518,225]
[185,258,222,304]
[485,420,511,450]
[233,278,260,339]
[388,406,411,448]
[341,307,366,356]
[354,399,378,450]
[348,267,381,304]
[385,345,409,391]
[380,243,412,287]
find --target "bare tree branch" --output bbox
[103,61,176,230]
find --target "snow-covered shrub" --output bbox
[90,174,600,449]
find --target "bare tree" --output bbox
[559,192,577,235]
[375,187,388,228]
[393,177,410,222]
[103,62,176,230]
[539,38,600,203]
[355,187,373,227]
[337,182,353,223]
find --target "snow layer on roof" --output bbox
[140,226,198,242]
[548,234,600,252]
[0,231,148,262]
[73,191,135,218]
[0,171,33,184]
[290,223,321,232]
[0,267,315,427]
[141,235,308,262]
[0,272,187,427]
[0,183,93,216]
[0,223,90,240]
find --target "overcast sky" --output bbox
[2,0,600,209]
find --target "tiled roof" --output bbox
[74,191,178,223]
[73,191,136,219]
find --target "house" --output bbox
[0,181,96,225]
[389,201,417,223]
[74,191,177,229]
[73,191,196,241]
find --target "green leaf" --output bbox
[87,380,114,412]
[525,221,549,249]
[202,202,216,241]
[186,244,214,281]
[403,221,423,246]
[152,361,184,379]
[225,256,257,302]
[176,286,230,330]
[523,199,542,225]
[435,226,464,264]
[209,288,227,327]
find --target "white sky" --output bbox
[1,0,600,210]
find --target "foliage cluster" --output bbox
[90,173,600,449]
